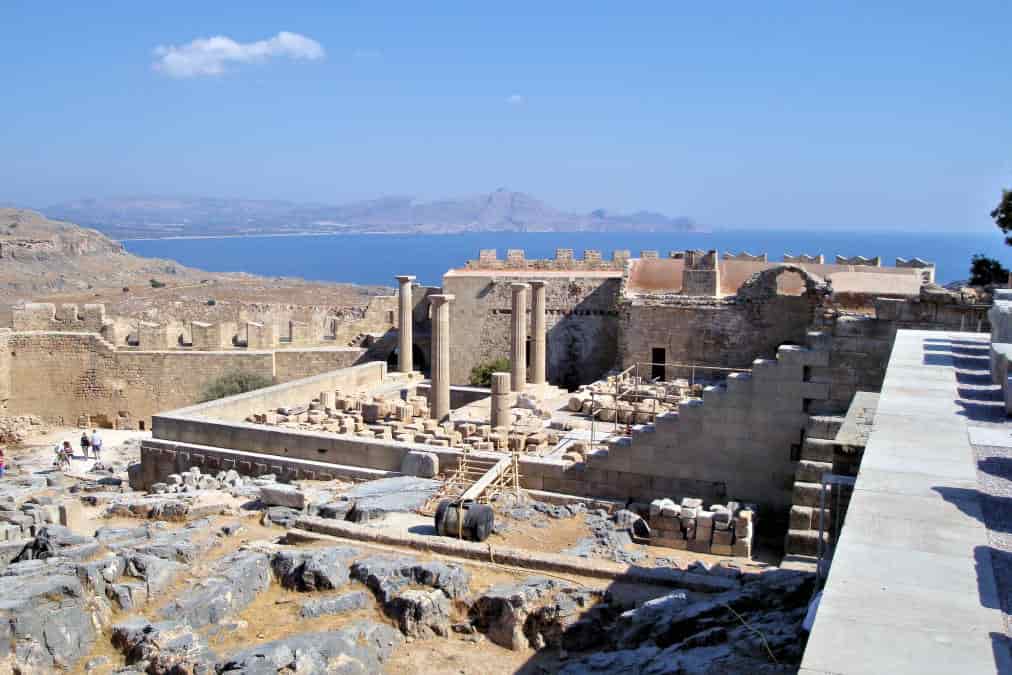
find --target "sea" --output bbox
[122,230,1008,287]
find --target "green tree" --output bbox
[198,371,273,402]
[969,254,1010,286]
[992,189,1012,245]
[468,357,511,386]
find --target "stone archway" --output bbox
[736,264,831,303]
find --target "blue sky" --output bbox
[1,1,1009,230]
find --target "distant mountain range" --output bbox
[44,189,696,239]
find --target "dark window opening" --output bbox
[138,421,145,431]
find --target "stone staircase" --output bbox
[783,416,842,557]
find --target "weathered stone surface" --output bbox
[0,573,96,671]
[271,546,358,592]
[470,577,581,651]
[159,550,271,627]
[260,484,306,510]
[400,450,439,478]
[299,590,372,618]
[385,588,452,637]
[111,617,216,673]
[343,476,442,523]
[317,499,356,520]
[218,623,402,674]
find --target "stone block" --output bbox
[711,543,733,556]
[712,530,733,546]
[260,485,306,510]
[401,451,439,478]
[732,539,751,557]
[687,539,710,554]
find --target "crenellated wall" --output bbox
[466,248,631,271]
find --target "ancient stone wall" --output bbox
[274,348,364,382]
[619,294,816,370]
[0,329,10,407]
[5,331,367,428]
[584,343,830,513]
[443,274,621,388]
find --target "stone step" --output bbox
[801,437,836,463]
[795,459,833,483]
[789,504,831,531]
[792,481,829,508]
[785,528,829,557]
[806,415,844,441]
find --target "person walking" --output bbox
[90,429,102,461]
[79,432,91,459]
[0,447,6,478]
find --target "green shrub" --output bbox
[469,357,511,386]
[149,278,166,288]
[199,371,273,402]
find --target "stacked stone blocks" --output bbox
[648,497,756,557]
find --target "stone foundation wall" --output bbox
[443,274,621,388]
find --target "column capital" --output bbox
[529,279,547,289]
[429,294,455,306]
[395,275,417,284]
[510,282,530,292]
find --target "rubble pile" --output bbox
[244,388,565,456]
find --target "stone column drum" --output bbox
[395,275,416,373]
[510,283,529,392]
[490,372,511,428]
[530,280,547,385]
[429,294,454,421]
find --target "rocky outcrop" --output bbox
[559,569,816,673]
[218,623,403,673]
[351,556,470,638]
[159,550,271,628]
[470,577,610,651]
[270,546,358,592]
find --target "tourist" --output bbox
[55,442,72,471]
[0,447,5,478]
[80,432,91,459]
[90,429,102,461]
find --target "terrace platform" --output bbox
[802,330,1010,674]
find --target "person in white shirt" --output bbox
[90,429,102,460]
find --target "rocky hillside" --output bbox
[0,208,213,300]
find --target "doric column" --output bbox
[510,283,529,392]
[530,280,547,385]
[490,372,511,428]
[428,294,454,421]
[395,275,416,373]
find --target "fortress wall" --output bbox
[443,273,621,389]
[12,302,107,332]
[5,331,372,428]
[619,295,814,370]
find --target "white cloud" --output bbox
[506,94,525,105]
[153,31,324,78]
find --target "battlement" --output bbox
[895,257,936,283]
[722,251,768,262]
[783,253,825,264]
[465,248,632,270]
[834,254,881,266]
[12,302,108,332]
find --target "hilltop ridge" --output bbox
[45,189,696,239]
